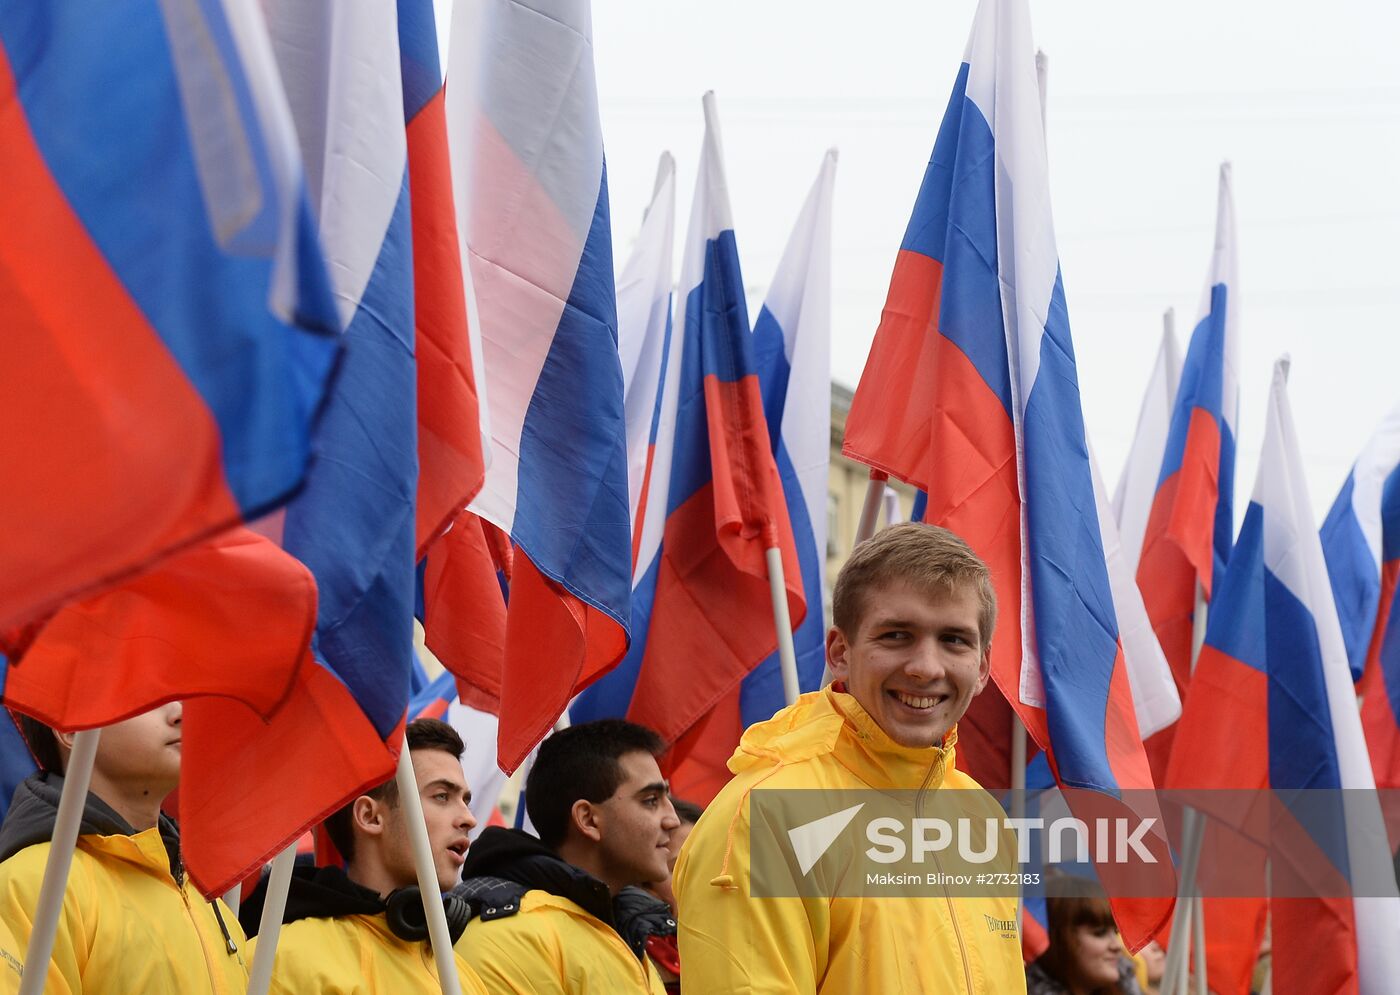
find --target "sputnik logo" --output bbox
[786,803,865,875]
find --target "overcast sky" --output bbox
[449,0,1400,523]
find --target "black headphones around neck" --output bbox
[384,886,473,946]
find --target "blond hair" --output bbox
[831,522,997,652]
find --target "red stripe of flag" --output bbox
[0,49,240,630]
[407,84,486,556]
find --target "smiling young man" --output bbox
[454,719,677,993]
[673,522,1026,993]
[249,717,488,994]
[0,703,248,993]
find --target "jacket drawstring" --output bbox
[211,900,238,954]
[710,765,787,890]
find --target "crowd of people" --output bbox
[0,525,1207,992]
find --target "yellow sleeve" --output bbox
[456,915,565,995]
[0,846,85,995]
[0,914,23,995]
[674,791,826,994]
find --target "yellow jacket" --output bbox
[458,889,667,994]
[674,687,1027,994]
[255,910,488,995]
[0,776,247,994]
[454,827,667,993]
[0,914,23,993]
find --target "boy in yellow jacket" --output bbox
[454,720,678,993]
[246,717,488,994]
[0,703,248,994]
[674,523,1028,994]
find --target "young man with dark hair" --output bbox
[247,716,488,994]
[0,703,248,993]
[454,719,678,993]
[674,522,1027,993]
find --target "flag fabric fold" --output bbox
[618,152,678,559]
[1321,402,1400,790]
[840,0,1170,947]
[447,0,632,770]
[420,509,511,709]
[1136,165,1241,729]
[399,0,486,556]
[1090,447,1182,740]
[1166,361,1400,994]
[573,94,806,803]
[0,0,340,632]
[2,530,312,732]
[0,529,354,898]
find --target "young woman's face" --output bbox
[1070,922,1123,988]
[1139,940,1166,984]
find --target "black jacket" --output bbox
[451,827,674,958]
[237,864,383,938]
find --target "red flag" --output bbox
[421,511,510,712]
[2,529,398,896]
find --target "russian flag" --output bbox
[399,0,487,555]
[744,149,839,733]
[176,0,421,895]
[446,0,633,771]
[1321,402,1400,790]
[3,529,313,733]
[1166,361,1400,994]
[563,154,673,716]
[574,94,806,803]
[1113,321,1183,577]
[0,0,340,633]
[1090,447,1182,740]
[558,150,674,735]
[2,528,332,896]
[841,0,1171,947]
[1136,165,1240,764]
[618,153,678,564]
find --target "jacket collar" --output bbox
[728,686,958,792]
[241,865,385,932]
[0,772,183,879]
[457,828,616,928]
[829,687,959,791]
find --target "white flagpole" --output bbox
[854,471,887,547]
[396,736,463,995]
[1010,715,1028,940]
[223,883,242,920]
[245,843,297,995]
[19,728,100,995]
[766,546,801,706]
[1162,584,1211,995]
[1190,893,1207,995]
